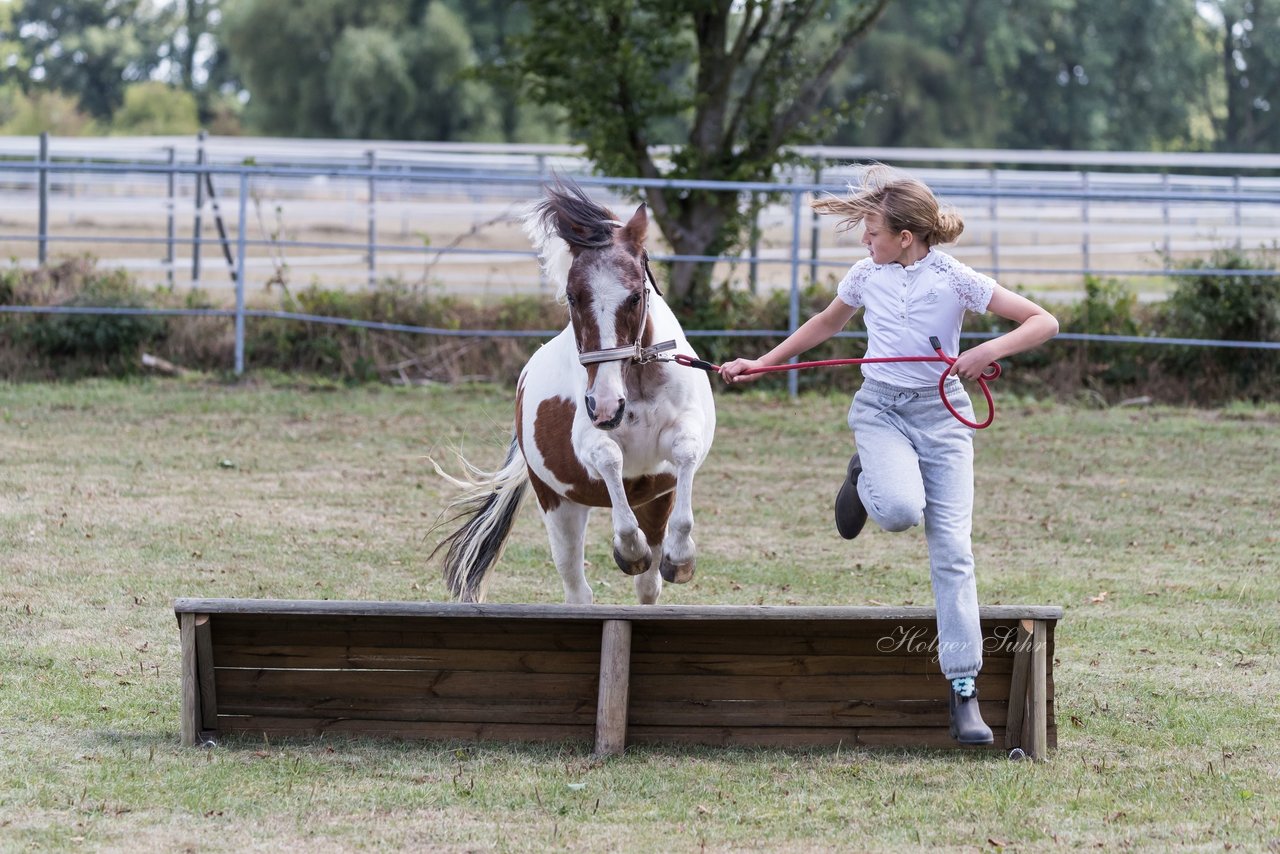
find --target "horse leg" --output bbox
[585,443,652,576]
[631,493,674,604]
[542,502,593,605]
[660,433,704,584]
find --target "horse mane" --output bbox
[523,178,621,303]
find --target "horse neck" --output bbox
[645,285,682,338]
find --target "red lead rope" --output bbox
[674,336,1002,429]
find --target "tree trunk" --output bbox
[650,191,738,310]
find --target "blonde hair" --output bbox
[811,164,964,246]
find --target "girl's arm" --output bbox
[950,285,1059,380]
[721,297,858,384]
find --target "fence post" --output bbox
[748,191,760,295]
[1161,172,1171,260]
[234,171,248,376]
[38,132,49,266]
[809,157,824,284]
[988,167,1000,280]
[1232,174,1242,249]
[1080,171,1090,281]
[788,188,802,399]
[366,149,377,288]
[166,146,177,290]
[192,130,207,288]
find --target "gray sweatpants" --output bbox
[849,377,984,680]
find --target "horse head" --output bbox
[533,181,656,430]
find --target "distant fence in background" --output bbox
[2,133,1278,382]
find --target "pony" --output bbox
[432,180,716,605]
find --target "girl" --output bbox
[720,165,1058,744]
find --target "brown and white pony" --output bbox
[432,180,716,604]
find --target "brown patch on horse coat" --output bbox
[517,380,562,513]
[533,395,676,509]
[633,490,675,548]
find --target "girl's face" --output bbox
[862,212,915,266]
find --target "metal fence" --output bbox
[2,134,1279,385]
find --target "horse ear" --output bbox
[618,203,648,255]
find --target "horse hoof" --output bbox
[659,556,695,584]
[613,547,652,576]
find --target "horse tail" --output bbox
[429,437,529,603]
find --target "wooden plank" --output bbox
[627,698,1010,729]
[1030,620,1049,759]
[214,668,596,705]
[179,612,200,746]
[209,616,604,653]
[174,597,1064,623]
[216,697,597,725]
[210,645,1012,676]
[211,620,1022,663]
[219,716,593,743]
[630,622,1029,658]
[1004,620,1033,751]
[594,620,631,756]
[211,644,602,673]
[626,725,1010,750]
[628,672,1008,704]
[194,614,218,731]
[630,652,1014,677]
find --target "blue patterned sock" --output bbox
[951,676,976,698]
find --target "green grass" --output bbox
[1,379,1278,851]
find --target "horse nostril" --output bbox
[585,396,596,419]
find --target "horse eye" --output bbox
[565,294,576,307]
[628,293,642,306]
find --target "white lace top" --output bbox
[835,248,996,387]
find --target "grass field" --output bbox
[1,379,1278,851]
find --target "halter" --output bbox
[574,228,677,367]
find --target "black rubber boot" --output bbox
[949,687,994,745]
[834,453,868,540]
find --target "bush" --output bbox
[1156,247,1280,399]
[1063,276,1150,388]
[2,255,1277,404]
[6,259,165,377]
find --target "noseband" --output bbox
[575,238,676,367]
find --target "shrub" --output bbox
[1156,247,1280,399]
[1064,276,1149,387]
[8,259,165,377]
[2,254,1277,404]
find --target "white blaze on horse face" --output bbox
[574,258,638,429]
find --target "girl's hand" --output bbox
[719,358,764,384]
[949,343,999,380]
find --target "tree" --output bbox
[398,3,501,141]
[0,86,97,135]
[503,0,892,307]
[825,0,1036,148]
[12,0,174,120]
[219,0,504,140]
[327,27,417,139]
[993,0,1216,151]
[1210,0,1280,152]
[110,81,201,135]
[170,0,239,125]
[834,0,1218,152]
[448,1,563,142]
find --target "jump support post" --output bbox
[175,600,1061,759]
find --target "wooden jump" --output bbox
[175,599,1061,759]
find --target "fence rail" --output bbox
[2,134,1278,382]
